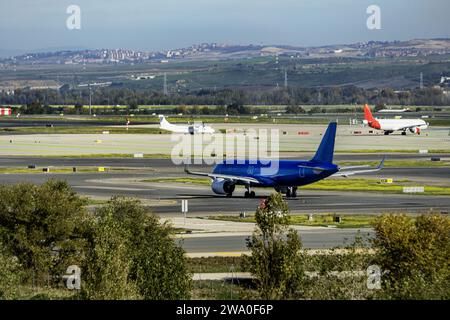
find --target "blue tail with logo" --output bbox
[311,122,337,164]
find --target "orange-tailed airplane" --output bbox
[363,104,428,135]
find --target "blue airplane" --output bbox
[185,122,384,198]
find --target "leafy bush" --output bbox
[0,243,22,299]
[299,235,375,300]
[372,214,450,299]
[0,180,88,284]
[82,208,139,300]
[245,193,304,299]
[82,197,192,300]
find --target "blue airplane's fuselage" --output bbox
[212,159,339,188]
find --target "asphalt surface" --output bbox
[0,157,449,216]
[0,119,153,128]
[1,156,448,251]
[0,120,448,251]
[0,154,448,168]
[179,229,375,251]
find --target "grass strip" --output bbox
[144,177,450,196]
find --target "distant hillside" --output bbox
[1,39,450,91]
[2,39,450,65]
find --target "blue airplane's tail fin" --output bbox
[311,122,337,164]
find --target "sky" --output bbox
[0,0,449,55]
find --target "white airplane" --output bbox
[159,115,215,134]
[378,108,410,113]
[363,104,428,135]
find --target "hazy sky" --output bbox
[1,0,449,54]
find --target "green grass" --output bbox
[144,177,450,196]
[192,280,252,300]
[27,153,174,159]
[303,178,450,195]
[336,160,450,168]
[427,119,450,126]
[0,115,325,124]
[206,214,378,229]
[334,149,450,154]
[0,166,147,174]
[8,285,78,300]
[3,113,450,127]
[20,150,450,159]
[187,257,245,273]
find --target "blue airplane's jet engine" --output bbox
[211,178,235,195]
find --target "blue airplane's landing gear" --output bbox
[244,191,256,198]
[286,187,298,198]
[244,191,255,198]
[226,192,233,197]
[275,186,297,198]
[244,186,256,198]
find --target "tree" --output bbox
[133,221,192,300]
[74,103,84,115]
[300,233,374,300]
[285,105,306,114]
[245,193,303,299]
[82,209,139,300]
[374,103,385,112]
[23,101,44,114]
[82,197,192,300]
[0,243,22,299]
[372,214,450,299]
[174,105,188,115]
[0,180,88,283]
[128,101,138,111]
[308,106,321,114]
[201,106,211,115]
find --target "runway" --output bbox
[0,119,150,127]
[0,156,448,252]
[1,124,449,156]
[0,153,448,167]
[0,157,449,216]
[180,228,375,251]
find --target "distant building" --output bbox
[440,76,450,87]
[0,107,12,115]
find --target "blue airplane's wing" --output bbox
[334,156,385,177]
[184,165,260,184]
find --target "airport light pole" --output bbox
[88,84,92,115]
[78,82,111,115]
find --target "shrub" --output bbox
[245,193,304,299]
[82,197,192,300]
[81,208,139,300]
[0,243,22,299]
[0,180,88,284]
[372,214,450,299]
